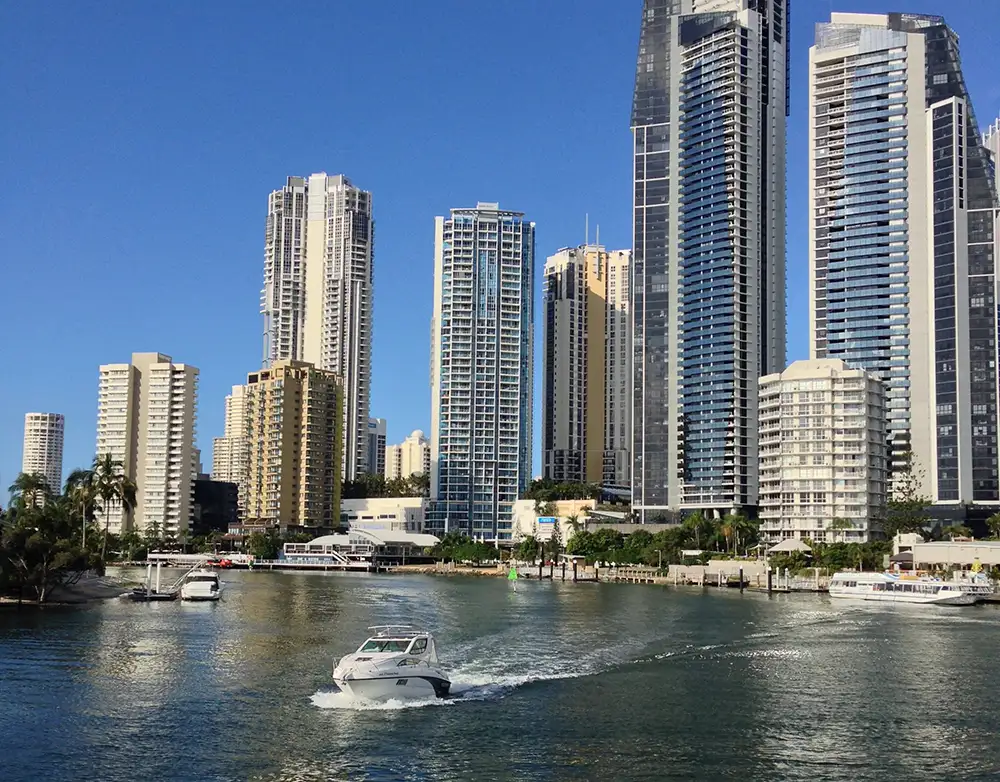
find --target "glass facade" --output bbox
[429,206,534,540]
[811,13,1000,503]
[631,0,787,518]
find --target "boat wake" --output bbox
[311,653,600,711]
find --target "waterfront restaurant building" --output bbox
[281,529,439,567]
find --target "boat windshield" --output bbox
[188,576,218,583]
[359,638,410,653]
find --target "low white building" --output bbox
[758,359,888,544]
[283,529,440,566]
[512,499,596,544]
[340,497,427,533]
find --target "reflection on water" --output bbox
[2,572,1000,781]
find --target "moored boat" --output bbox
[829,571,988,605]
[180,569,222,601]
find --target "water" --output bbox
[3,570,1000,781]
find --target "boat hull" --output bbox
[334,674,450,702]
[829,590,977,606]
[180,586,222,601]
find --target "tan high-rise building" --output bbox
[385,430,430,481]
[22,412,65,493]
[95,353,199,539]
[542,244,631,486]
[242,360,342,530]
[260,173,373,482]
[212,385,247,486]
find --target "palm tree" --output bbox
[566,514,582,535]
[92,453,137,562]
[943,524,973,540]
[987,513,1000,540]
[8,472,52,509]
[65,468,99,548]
[720,520,735,554]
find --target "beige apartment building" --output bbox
[212,385,246,486]
[758,359,888,544]
[95,353,199,538]
[22,412,65,493]
[542,244,631,486]
[385,429,430,480]
[242,360,343,531]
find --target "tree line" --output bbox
[1,455,135,603]
[341,472,430,499]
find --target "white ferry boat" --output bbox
[829,571,985,605]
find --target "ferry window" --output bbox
[409,638,428,654]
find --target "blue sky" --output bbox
[2,0,999,493]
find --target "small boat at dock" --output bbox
[829,571,992,605]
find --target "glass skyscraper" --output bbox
[428,204,535,541]
[810,13,1000,504]
[631,0,788,521]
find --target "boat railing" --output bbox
[368,625,427,638]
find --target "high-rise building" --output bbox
[242,360,342,530]
[542,244,631,486]
[95,353,199,538]
[809,13,1000,504]
[630,0,788,520]
[429,203,535,540]
[366,417,387,477]
[212,385,246,487]
[985,118,1000,188]
[385,430,431,481]
[260,173,373,481]
[758,360,888,544]
[21,412,64,493]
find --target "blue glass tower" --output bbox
[810,13,1000,504]
[631,0,788,520]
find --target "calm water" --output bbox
[3,570,1000,781]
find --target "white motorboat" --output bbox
[333,626,451,701]
[829,571,985,605]
[179,569,222,601]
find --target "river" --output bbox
[2,570,1000,781]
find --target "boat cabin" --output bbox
[355,626,439,663]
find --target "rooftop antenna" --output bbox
[585,213,589,245]
[596,224,600,247]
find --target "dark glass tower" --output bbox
[631,0,788,521]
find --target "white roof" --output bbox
[768,539,813,553]
[307,530,439,548]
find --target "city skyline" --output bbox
[3,1,999,496]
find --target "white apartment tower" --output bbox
[809,14,1000,504]
[95,353,199,538]
[542,244,631,486]
[21,413,64,493]
[212,385,247,486]
[260,173,373,481]
[429,204,535,541]
[758,360,888,543]
[631,0,788,521]
[385,430,431,481]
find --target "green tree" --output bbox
[0,498,102,603]
[408,472,430,498]
[682,511,716,550]
[986,512,1000,540]
[942,524,973,540]
[828,517,854,545]
[92,453,138,562]
[65,468,99,548]
[247,530,282,560]
[514,535,540,562]
[545,521,563,560]
[119,530,144,562]
[886,451,931,538]
[8,472,52,510]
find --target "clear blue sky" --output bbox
[2,1,998,493]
